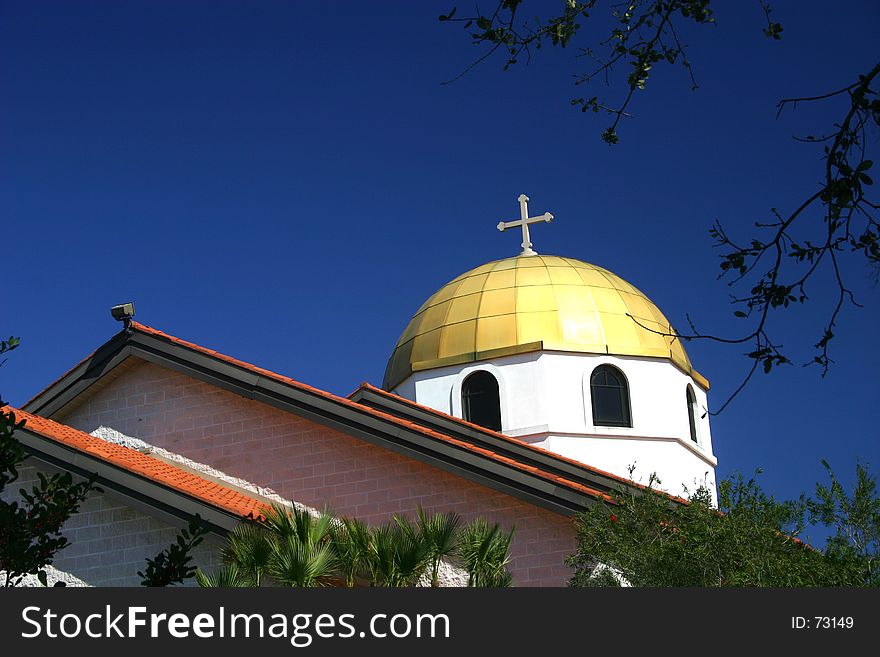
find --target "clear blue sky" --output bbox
[2,1,878,539]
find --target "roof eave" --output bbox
[21,324,608,516]
[16,426,247,535]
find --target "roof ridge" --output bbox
[125,323,612,502]
[23,320,634,505]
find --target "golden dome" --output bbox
[383,255,708,391]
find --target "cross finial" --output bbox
[496,194,553,256]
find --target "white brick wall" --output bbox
[1,463,224,587]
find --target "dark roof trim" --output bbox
[349,384,631,494]
[25,332,132,416]
[23,326,609,516]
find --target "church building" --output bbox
[3,196,717,586]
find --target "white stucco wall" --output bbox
[393,351,717,500]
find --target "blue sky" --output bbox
[2,1,878,538]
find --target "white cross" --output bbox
[496,194,553,256]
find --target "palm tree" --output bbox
[199,504,338,587]
[221,522,273,586]
[416,507,461,587]
[458,518,515,587]
[195,564,250,587]
[269,534,337,587]
[371,516,430,587]
[330,516,373,587]
[199,502,513,588]
[263,504,338,587]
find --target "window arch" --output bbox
[590,365,631,427]
[461,370,502,431]
[686,385,699,443]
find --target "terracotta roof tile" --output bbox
[348,384,693,506]
[351,381,649,490]
[4,405,270,521]
[128,322,613,504]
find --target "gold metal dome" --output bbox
[383,255,708,391]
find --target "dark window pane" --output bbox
[687,386,698,443]
[462,371,502,431]
[590,365,631,427]
[593,387,624,424]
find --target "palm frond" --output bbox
[372,519,430,587]
[259,505,338,587]
[330,516,373,586]
[269,535,337,587]
[195,564,251,587]
[222,522,273,586]
[458,518,515,587]
[417,507,462,586]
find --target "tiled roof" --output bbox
[4,406,270,521]
[352,383,693,506]
[352,381,650,491]
[127,322,613,504]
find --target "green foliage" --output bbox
[441,1,715,142]
[269,533,337,587]
[138,515,208,587]
[329,516,373,587]
[1,408,98,587]
[264,505,338,587]
[0,409,26,490]
[195,563,250,587]
[0,336,20,363]
[200,504,339,588]
[442,3,880,398]
[221,522,273,586]
[417,507,461,587]
[567,467,878,587]
[809,461,879,585]
[457,517,514,587]
[2,338,99,586]
[370,515,431,587]
[201,505,514,587]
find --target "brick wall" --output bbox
[1,464,224,586]
[56,357,577,586]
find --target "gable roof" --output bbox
[22,321,634,515]
[4,406,270,532]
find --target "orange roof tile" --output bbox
[352,381,654,491]
[127,322,613,504]
[353,383,693,506]
[4,405,270,521]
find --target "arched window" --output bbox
[461,370,502,431]
[590,365,631,427]
[686,385,699,443]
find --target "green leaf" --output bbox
[438,7,456,22]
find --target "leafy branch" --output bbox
[633,62,879,413]
[442,3,879,410]
[138,514,208,586]
[440,1,715,143]
[1,409,99,587]
[567,463,878,587]
[0,336,19,375]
